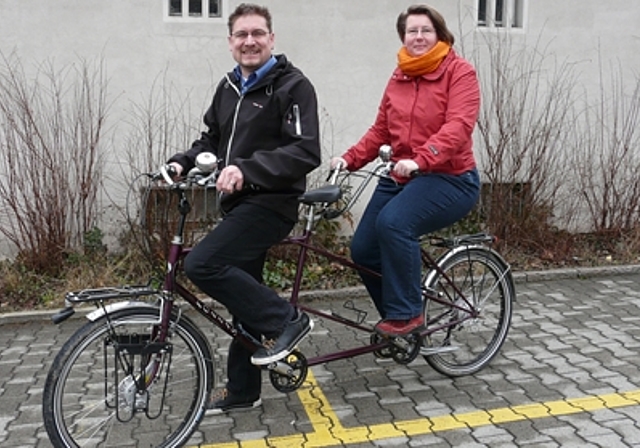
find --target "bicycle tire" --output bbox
[422,247,514,377]
[43,307,214,448]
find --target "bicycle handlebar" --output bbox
[149,152,220,188]
[144,148,399,222]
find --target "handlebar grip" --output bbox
[326,163,345,184]
[323,209,342,220]
[159,165,177,185]
[149,165,177,183]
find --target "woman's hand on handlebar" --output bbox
[326,157,347,184]
[393,159,419,178]
[330,157,347,171]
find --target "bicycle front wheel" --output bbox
[423,247,514,377]
[43,307,213,448]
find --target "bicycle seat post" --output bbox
[303,202,317,232]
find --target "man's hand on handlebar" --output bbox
[152,163,180,185]
[168,162,184,180]
[216,165,244,194]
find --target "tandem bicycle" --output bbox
[42,147,515,447]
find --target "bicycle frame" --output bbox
[154,186,388,365]
[153,178,486,368]
[57,157,501,371]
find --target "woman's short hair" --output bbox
[396,4,455,45]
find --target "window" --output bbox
[477,0,525,29]
[165,0,224,21]
[478,0,487,26]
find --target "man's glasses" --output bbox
[231,29,270,40]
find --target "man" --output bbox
[167,3,320,414]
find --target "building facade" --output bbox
[1,0,640,255]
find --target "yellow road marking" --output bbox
[197,370,640,447]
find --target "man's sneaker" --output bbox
[251,312,313,365]
[205,388,261,415]
[375,315,424,337]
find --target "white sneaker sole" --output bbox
[205,398,262,415]
[250,319,314,366]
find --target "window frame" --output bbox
[476,0,527,30]
[164,0,229,23]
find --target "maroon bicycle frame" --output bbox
[157,189,475,367]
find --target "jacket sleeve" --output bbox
[341,81,392,171]
[414,60,480,172]
[234,77,322,189]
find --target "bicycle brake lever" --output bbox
[148,165,177,184]
[196,171,218,186]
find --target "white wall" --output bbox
[1,0,640,254]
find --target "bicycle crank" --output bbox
[389,334,422,365]
[267,349,308,393]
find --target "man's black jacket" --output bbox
[169,54,321,222]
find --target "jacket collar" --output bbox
[229,54,288,88]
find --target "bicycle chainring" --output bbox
[268,349,308,393]
[390,333,422,365]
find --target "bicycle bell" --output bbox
[379,145,392,162]
[195,152,217,172]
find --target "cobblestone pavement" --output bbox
[2,268,640,447]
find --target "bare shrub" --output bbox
[123,71,202,176]
[118,74,211,272]
[0,52,109,275]
[472,32,579,253]
[570,61,640,233]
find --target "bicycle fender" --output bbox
[86,301,160,322]
[425,244,512,287]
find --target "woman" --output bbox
[331,4,481,336]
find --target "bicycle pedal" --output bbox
[389,334,422,365]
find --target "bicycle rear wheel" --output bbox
[43,307,213,448]
[422,247,514,377]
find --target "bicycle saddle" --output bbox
[298,185,342,205]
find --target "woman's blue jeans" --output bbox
[350,169,480,320]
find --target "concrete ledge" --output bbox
[512,264,640,283]
[3,265,640,324]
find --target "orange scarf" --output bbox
[397,41,451,77]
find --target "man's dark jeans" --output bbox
[183,202,295,399]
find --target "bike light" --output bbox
[379,145,392,162]
[196,152,218,172]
